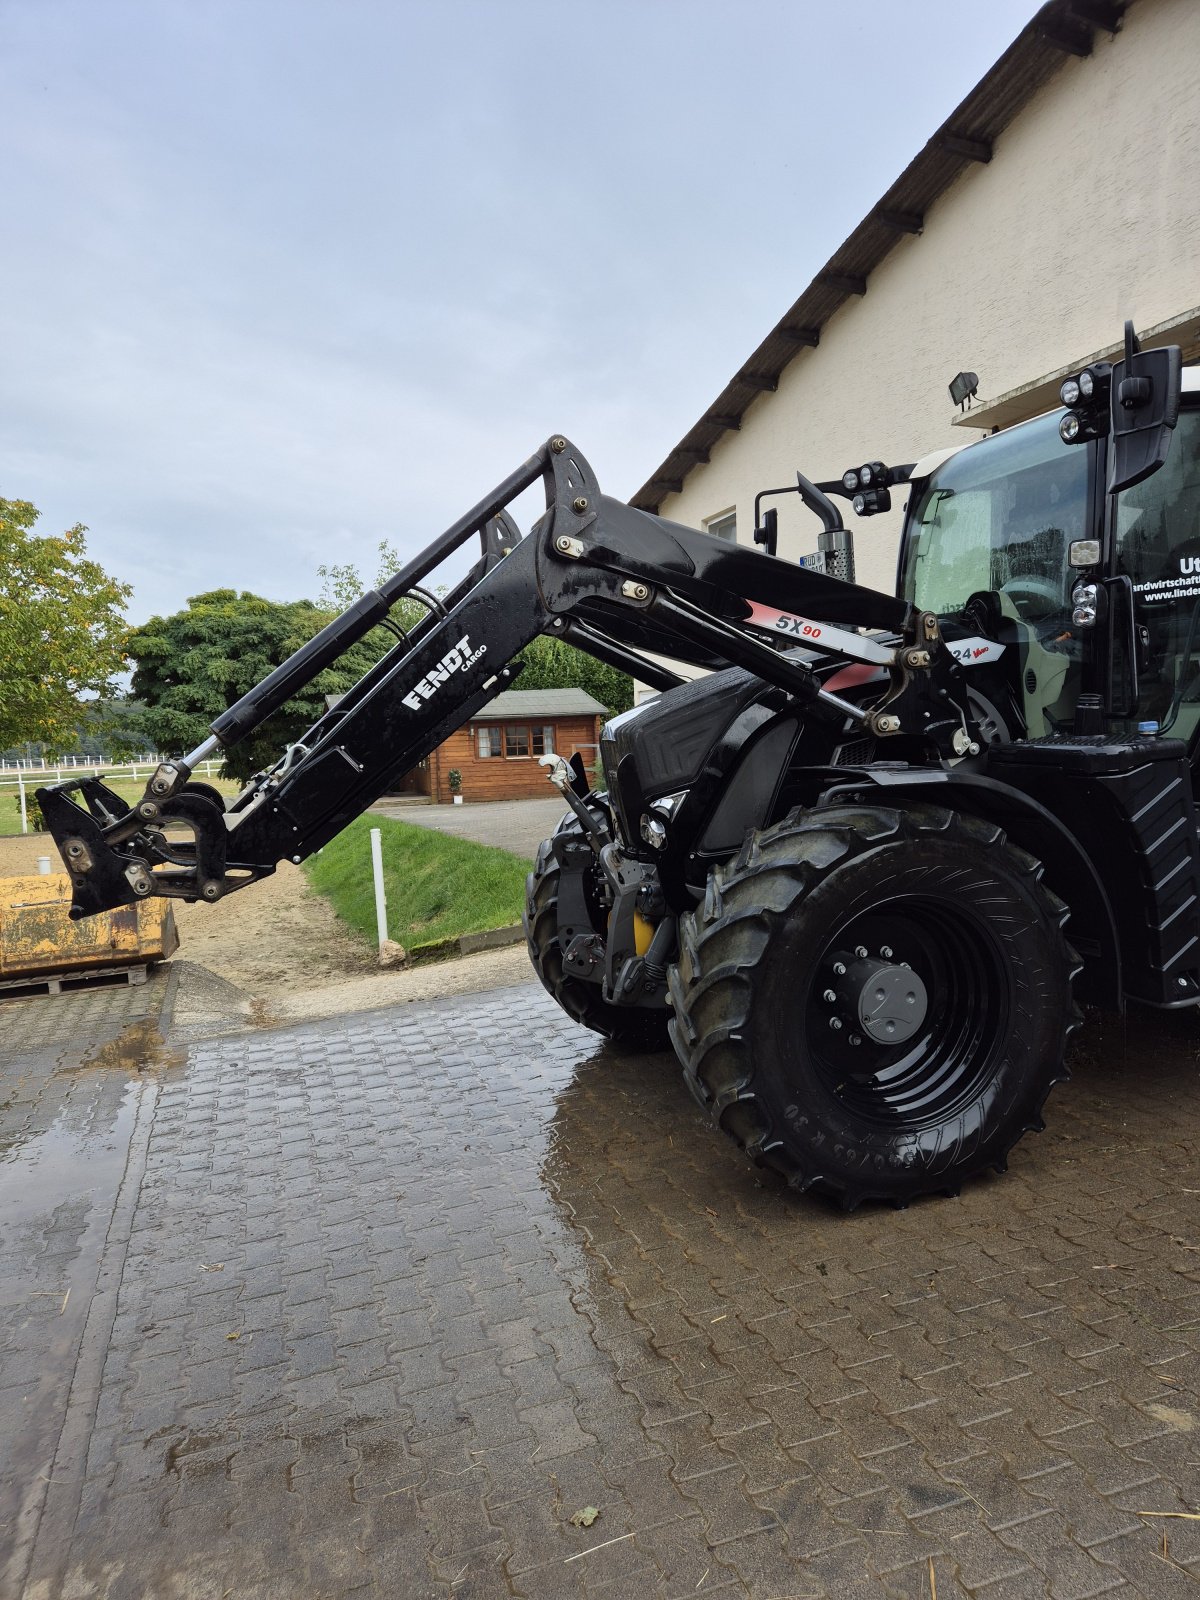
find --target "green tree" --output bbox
[0,499,131,754]
[317,539,434,637]
[513,635,633,714]
[128,590,389,784]
[318,538,633,713]
[77,696,151,759]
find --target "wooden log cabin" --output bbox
[325,687,606,803]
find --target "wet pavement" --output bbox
[1,973,1200,1599]
[0,973,175,1596]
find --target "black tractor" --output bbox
[40,323,1198,1208]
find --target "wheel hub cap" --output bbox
[838,956,929,1045]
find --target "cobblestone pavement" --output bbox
[0,972,174,1597]
[7,980,1200,1599]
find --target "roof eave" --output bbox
[629,0,1129,514]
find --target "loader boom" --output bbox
[40,436,960,922]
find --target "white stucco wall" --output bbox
[654,0,1200,614]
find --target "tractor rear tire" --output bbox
[668,803,1079,1209]
[525,806,671,1050]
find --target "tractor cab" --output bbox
[898,360,1200,751]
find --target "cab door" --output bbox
[1113,403,1200,747]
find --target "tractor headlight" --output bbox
[842,469,859,492]
[1059,411,1083,444]
[1072,581,1098,627]
[640,814,667,850]
[1060,376,1081,407]
[1078,368,1096,399]
[640,794,681,850]
[852,493,866,515]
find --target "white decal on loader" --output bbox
[948,637,1006,665]
[743,602,895,665]
[402,635,488,712]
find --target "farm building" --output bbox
[632,0,1199,691]
[327,687,606,804]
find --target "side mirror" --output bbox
[754,506,779,556]
[1108,320,1182,494]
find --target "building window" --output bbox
[477,722,559,759]
[705,510,737,542]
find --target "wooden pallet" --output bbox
[0,962,150,999]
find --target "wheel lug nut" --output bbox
[823,989,837,1004]
[855,945,868,958]
[849,1034,862,1046]
[833,962,846,976]
[880,946,893,959]
[830,1017,843,1031]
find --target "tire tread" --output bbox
[669,803,1080,1208]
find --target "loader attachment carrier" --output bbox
[40,437,964,922]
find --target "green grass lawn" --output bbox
[304,814,530,955]
[1,773,240,838]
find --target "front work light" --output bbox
[842,469,859,492]
[1068,539,1101,567]
[852,487,892,517]
[1059,363,1112,439]
[1078,362,1110,402]
[1072,581,1099,627]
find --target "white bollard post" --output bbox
[18,774,27,835]
[369,827,388,951]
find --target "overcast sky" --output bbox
[2,0,1040,624]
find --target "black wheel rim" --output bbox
[804,894,1011,1127]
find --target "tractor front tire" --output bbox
[525,808,671,1050]
[669,803,1079,1209]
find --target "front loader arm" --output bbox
[40,436,954,921]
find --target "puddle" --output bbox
[75,1018,186,1076]
[0,1079,147,1230]
[0,1077,156,1592]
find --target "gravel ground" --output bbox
[0,834,373,996]
[2,831,541,1040]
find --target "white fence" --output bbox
[1,759,225,835]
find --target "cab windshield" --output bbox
[900,412,1089,619]
[900,412,1090,738]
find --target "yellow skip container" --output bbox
[0,873,178,982]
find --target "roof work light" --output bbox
[1058,363,1112,445]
